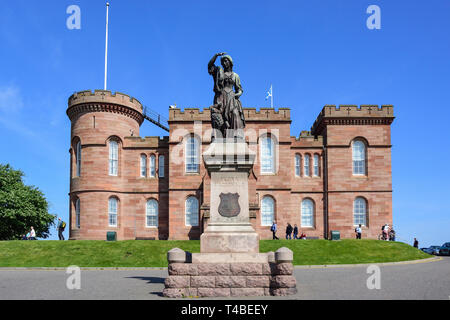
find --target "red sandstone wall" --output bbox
[68,98,394,241]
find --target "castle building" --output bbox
[67,90,394,240]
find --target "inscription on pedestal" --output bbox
[218,193,241,218]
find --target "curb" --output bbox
[0,257,442,271]
[0,267,167,271]
[293,256,442,269]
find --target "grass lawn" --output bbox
[0,239,430,268]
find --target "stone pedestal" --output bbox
[200,139,259,255]
[163,139,297,297]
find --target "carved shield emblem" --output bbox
[218,193,241,218]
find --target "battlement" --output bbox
[169,107,291,122]
[68,90,143,113]
[124,136,169,149]
[290,131,323,147]
[311,105,395,135]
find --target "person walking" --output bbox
[383,224,389,241]
[413,238,419,248]
[355,224,362,239]
[389,226,396,241]
[285,223,293,240]
[271,221,279,240]
[293,224,299,239]
[57,218,65,241]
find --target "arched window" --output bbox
[109,140,119,176]
[159,155,165,178]
[76,141,81,177]
[295,154,301,177]
[185,196,199,226]
[146,199,158,227]
[75,198,80,228]
[354,197,367,226]
[261,196,275,226]
[108,197,118,227]
[149,155,156,177]
[186,136,200,173]
[301,199,314,227]
[313,154,320,177]
[140,154,147,177]
[304,154,310,177]
[260,136,275,174]
[352,140,366,175]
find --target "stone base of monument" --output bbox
[162,247,297,298]
[162,139,297,298]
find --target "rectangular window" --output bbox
[313,154,319,177]
[304,155,310,177]
[76,142,81,177]
[261,137,274,174]
[150,155,156,177]
[159,155,165,178]
[140,155,147,177]
[295,155,301,177]
[109,141,118,176]
[186,138,199,173]
[146,200,158,227]
[75,199,80,228]
[108,198,118,227]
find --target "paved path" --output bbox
[0,257,449,300]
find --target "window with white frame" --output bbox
[304,154,310,177]
[76,141,81,177]
[186,136,200,173]
[352,140,366,175]
[149,155,156,177]
[109,140,118,176]
[260,136,275,174]
[185,196,199,226]
[108,197,118,227]
[313,154,319,177]
[295,154,301,177]
[261,196,275,226]
[146,199,158,227]
[75,198,80,228]
[140,154,147,177]
[301,199,314,227]
[159,155,165,178]
[353,197,367,226]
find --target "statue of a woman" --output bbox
[208,52,245,139]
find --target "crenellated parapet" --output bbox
[290,131,324,148]
[169,107,291,122]
[311,105,395,135]
[124,136,169,149]
[67,90,144,124]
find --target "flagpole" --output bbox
[104,2,110,90]
[271,85,273,108]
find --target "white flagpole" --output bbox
[104,3,110,90]
[271,85,273,108]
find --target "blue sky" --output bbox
[0,0,449,246]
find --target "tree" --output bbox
[0,164,55,240]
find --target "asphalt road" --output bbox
[0,257,449,300]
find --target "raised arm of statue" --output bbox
[208,52,226,75]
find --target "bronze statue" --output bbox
[208,52,245,140]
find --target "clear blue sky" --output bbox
[0,0,449,246]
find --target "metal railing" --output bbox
[142,106,169,132]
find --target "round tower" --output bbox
[67,90,144,240]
